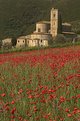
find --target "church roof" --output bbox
[31,32,51,35]
[62,23,71,26]
[62,32,76,35]
[17,36,26,39]
[36,21,50,24]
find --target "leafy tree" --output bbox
[54,34,67,44]
[0,40,2,48]
[12,38,17,46]
[0,0,80,39]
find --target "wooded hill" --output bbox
[0,0,80,40]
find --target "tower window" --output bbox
[41,40,42,43]
[54,14,55,17]
[38,28,41,32]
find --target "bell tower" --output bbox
[50,8,62,37]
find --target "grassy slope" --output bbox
[0,0,80,39]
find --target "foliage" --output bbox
[53,34,67,44]
[0,40,2,48]
[71,20,80,34]
[0,0,80,40]
[12,38,17,46]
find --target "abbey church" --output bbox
[15,8,77,48]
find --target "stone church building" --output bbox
[16,8,77,48]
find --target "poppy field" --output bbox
[0,46,80,121]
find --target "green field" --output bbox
[0,46,80,121]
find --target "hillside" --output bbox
[0,0,80,40]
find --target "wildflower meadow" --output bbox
[0,46,80,121]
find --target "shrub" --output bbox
[2,42,12,50]
[0,40,2,49]
[12,38,17,46]
[54,34,67,44]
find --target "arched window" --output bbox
[41,40,42,43]
[54,14,55,17]
[38,28,41,32]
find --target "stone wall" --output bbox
[2,38,12,49]
[16,36,27,48]
[27,39,48,47]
